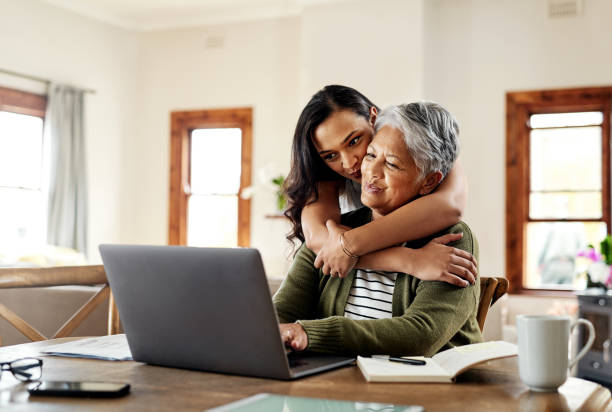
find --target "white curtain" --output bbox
[44,84,88,255]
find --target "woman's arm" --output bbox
[346,161,467,256]
[314,221,476,286]
[314,162,467,277]
[357,233,476,286]
[273,244,322,324]
[301,180,341,253]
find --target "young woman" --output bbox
[283,85,476,286]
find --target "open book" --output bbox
[357,341,517,383]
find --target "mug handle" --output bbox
[569,318,595,370]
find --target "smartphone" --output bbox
[28,381,130,398]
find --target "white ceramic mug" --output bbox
[517,315,595,392]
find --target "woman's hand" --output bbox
[313,220,357,278]
[279,323,308,351]
[410,233,478,287]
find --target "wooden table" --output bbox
[0,338,610,411]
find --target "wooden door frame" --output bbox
[168,108,252,246]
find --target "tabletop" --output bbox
[0,338,610,412]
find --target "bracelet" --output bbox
[339,232,359,259]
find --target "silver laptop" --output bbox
[99,245,354,380]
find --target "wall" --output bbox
[0,0,138,260]
[121,18,301,276]
[300,0,425,105]
[424,0,612,337]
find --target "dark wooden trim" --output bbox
[506,94,530,294]
[506,86,612,105]
[168,117,189,245]
[506,86,612,294]
[602,97,611,234]
[169,108,252,247]
[0,86,46,117]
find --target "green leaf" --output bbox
[601,235,612,265]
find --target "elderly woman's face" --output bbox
[360,126,424,217]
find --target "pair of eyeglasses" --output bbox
[0,358,43,382]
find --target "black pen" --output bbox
[372,355,426,366]
[388,357,426,366]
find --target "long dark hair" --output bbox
[283,85,378,246]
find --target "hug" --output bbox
[274,101,483,357]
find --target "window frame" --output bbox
[0,86,46,118]
[168,108,252,247]
[506,86,612,295]
[0,85,47,246]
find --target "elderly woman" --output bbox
[273,102,482,357]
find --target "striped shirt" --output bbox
[344,269,397,320]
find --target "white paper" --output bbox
[41,334,132,361]
[432,341,518,377]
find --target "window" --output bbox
[0,86,47,250]
[506,87,612,294]
[169,108,252,247]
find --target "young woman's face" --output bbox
[312,109,375,182]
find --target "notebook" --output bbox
[357,341,518,383]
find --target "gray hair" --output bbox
[374,102,459,179]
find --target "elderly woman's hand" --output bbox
[279,323,308,351]
[410,232,478,287]
[313,220,357,278]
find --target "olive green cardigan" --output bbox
[273,207,483,357]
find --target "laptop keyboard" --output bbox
[286,351,309,368]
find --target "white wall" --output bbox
[0,0,138,260]
[300,0,425,105]
[121,18,301,276]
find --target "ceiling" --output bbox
[40,0,354,31]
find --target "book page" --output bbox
[357,356,452,382]
[432,341,517,378]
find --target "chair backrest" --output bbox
[477,277,509,332]
[0,265,120,346]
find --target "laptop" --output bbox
[99,245,354,380]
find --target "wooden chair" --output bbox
[0,265,120,345]
[477,277,509,332]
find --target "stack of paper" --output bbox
[42,334,132,361]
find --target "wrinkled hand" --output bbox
[279,323,308,351]
[412,233,478,287]
[314,220,357,278]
